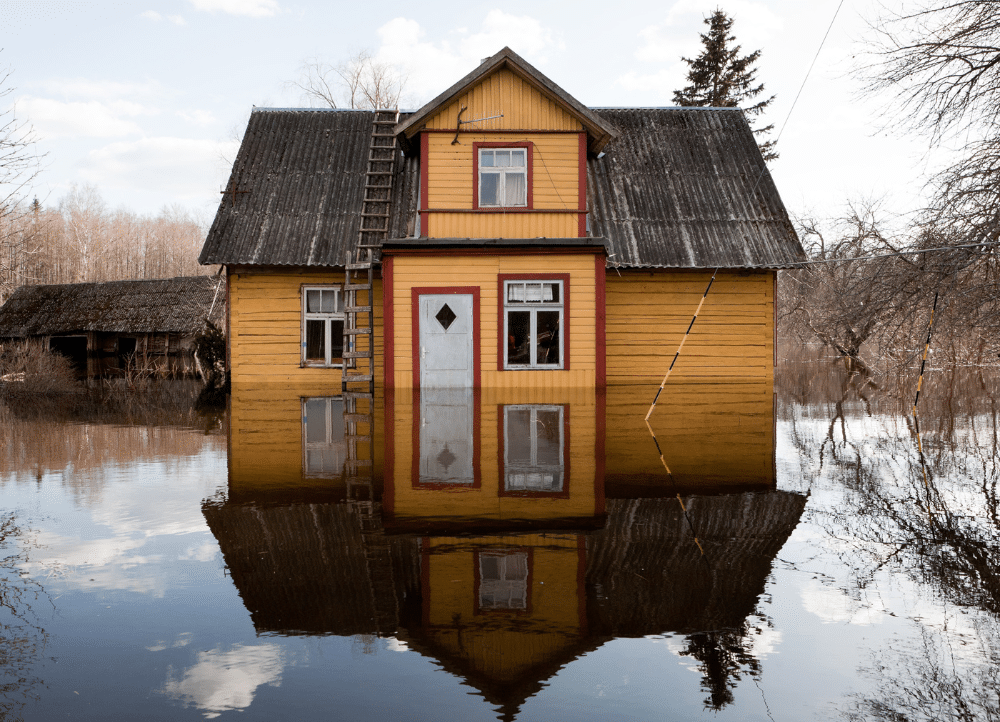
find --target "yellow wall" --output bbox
[388,253,597,389]
[385,387,601,525]
[606,269,775,384]
[420,533,584,683]
[422,68,584,132]
[228,269,383,385]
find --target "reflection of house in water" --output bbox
[211,384,805,717]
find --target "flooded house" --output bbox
[198,46,805,391]
[0,276,224,378]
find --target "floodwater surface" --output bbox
[1,367,998,721]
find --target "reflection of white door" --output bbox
[418,293,473,388]
[419,388,474,485]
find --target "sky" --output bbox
[0,0,940,227]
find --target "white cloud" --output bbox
[81,136,240,199]
[375,12,564,105]
[188,0,280,18]
[801,577,888,626]
[142,10,186,25]
[16,97,148,139]
[162,644,284,718]
[176,109,218,127]
[36,78,164,101]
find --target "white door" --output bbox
[418,388,474,486]
[418,293,474,388]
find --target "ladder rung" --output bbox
[344,413,371,423]
[343,327,371,335]
[342,393,373,401]
[343,375,374,383]
[347,459,374,468]
[344,283,372,291]
[343,351,372,359]
[345,305,371,313]
[346,434,372,442]
[366,171,394,175]
[357,244,381,248]
[345,262,372,270]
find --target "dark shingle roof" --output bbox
[198,108,418,267]
[199,107,803,270]
[590,108,805,269]
[0,276,224,338]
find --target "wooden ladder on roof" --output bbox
[342,109,398,528]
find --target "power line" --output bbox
[789,239,1000,266]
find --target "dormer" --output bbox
[395,47,617,239]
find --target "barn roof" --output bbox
[199,107,804,270]
[0,276,224,338]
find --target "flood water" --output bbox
[2,364,999,721]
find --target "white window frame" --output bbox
[503,405,565,494]
[301,396,346,478]
[301,285,345,368]
[477,550,529,611]
[503,279,564,369]
[478,147,528,208]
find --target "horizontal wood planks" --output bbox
[423,68,584,132]
[229,270,384,385]
[605,269,775,383]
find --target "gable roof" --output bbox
[198,108,418,268]
[0,276,224,338]
[394,46,617,156]
[198,108,804,270]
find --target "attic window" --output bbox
[474,143,532,209]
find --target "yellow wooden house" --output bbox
[199,47,804,390]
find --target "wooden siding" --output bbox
[387,254,597,389]
[384,387,600,525]
[422,68,584,132]
[604,382,775,495]
[424,131,581,239]
[228,269,383,385]
[605,269,775,384]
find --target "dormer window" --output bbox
[474,142,532,209]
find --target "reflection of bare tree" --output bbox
[0,512,50,720]
[679,620,765,710]
[781,361,1000,720]
[845,625,1000,722]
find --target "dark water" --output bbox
[1,367,998,721]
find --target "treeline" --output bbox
[0,184,213,304]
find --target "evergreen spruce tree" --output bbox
[673,9,777,162]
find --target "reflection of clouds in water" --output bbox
[147,632,193,652]
[385,637,409,653]
[801,577,888,626]
[162,644,284,719]
[19,454,223,596]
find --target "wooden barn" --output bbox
[0,276,224,378]
[199,47,805,391]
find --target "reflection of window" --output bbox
[504,280,563,368]
[302,286,344,367]
[503,405,565,494]
[477,550,530,611]
[476,144,530,209]
[302,397,346,477]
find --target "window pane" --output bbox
[320,290,337,313]
[306,319,325,360]
[525,283,542,302]
[496,149,510,167]
[480,172,500,205]
[544,283,559,303]
[306,289,322,313]
[481,555,500,580]
[480,149,494,167]
[510,149,526,167]
[329,320,344,360]
[505,171,526,206]
[507,283,525,303]
[535,409,562,465]
[506,408,532,465]
[536,311,560,365]
[507,311,531,365]
[304,399,327,443]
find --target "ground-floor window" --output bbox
[502,404,565,494]
[302,286,344,367]
[502,278,564,369]
[301,396,346,477]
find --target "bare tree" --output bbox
[291,50,406,110]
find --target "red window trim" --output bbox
[496,273,571,371]
[473,141,534,211]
